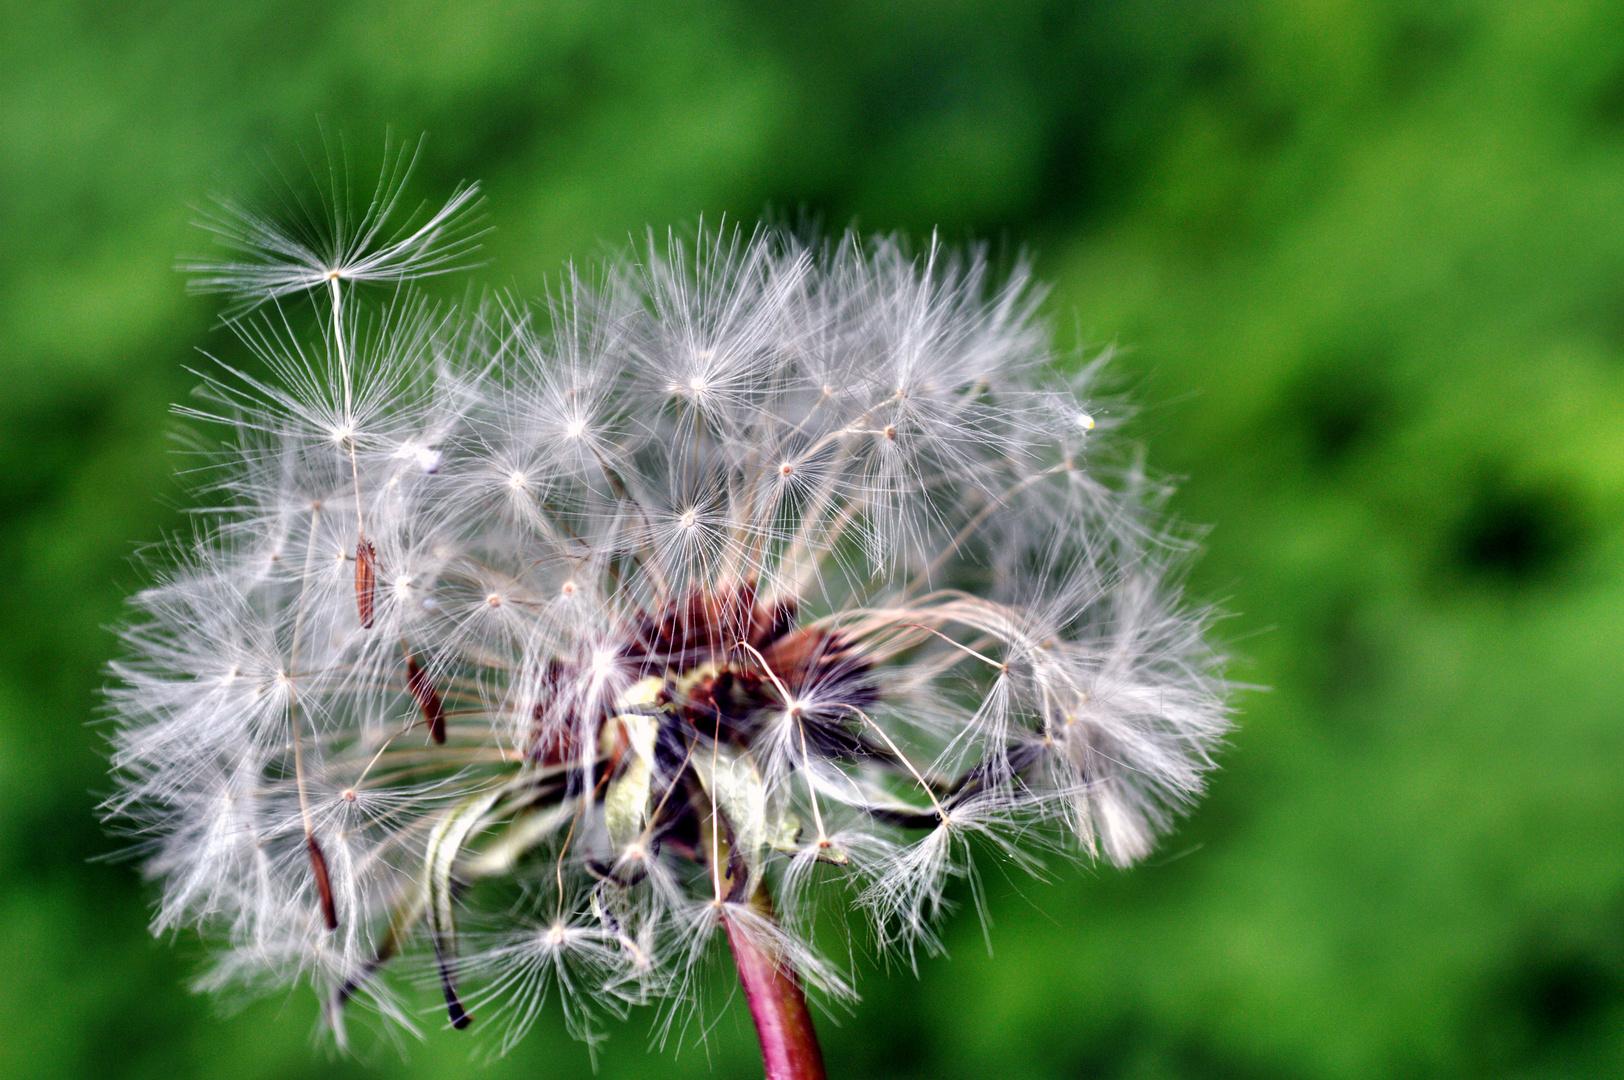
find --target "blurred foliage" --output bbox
[4,1,1624,1077]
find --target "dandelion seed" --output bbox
[354,539,377,628]
[405,653,447,745]
[306,834,339,932]
[106,164,1234,1078]
[182,135,486,311]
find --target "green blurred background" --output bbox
[5,1,1624,1077]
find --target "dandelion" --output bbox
[105,160,1233,1079]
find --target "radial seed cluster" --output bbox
[105,172,1232,1052]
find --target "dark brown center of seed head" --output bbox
[523,582,875,761]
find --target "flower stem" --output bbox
[723,889,827,1080]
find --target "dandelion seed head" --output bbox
[106,171,1235,1059]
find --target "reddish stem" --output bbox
[723,906,828,1080]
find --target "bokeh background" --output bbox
[5,1,1624,1077]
